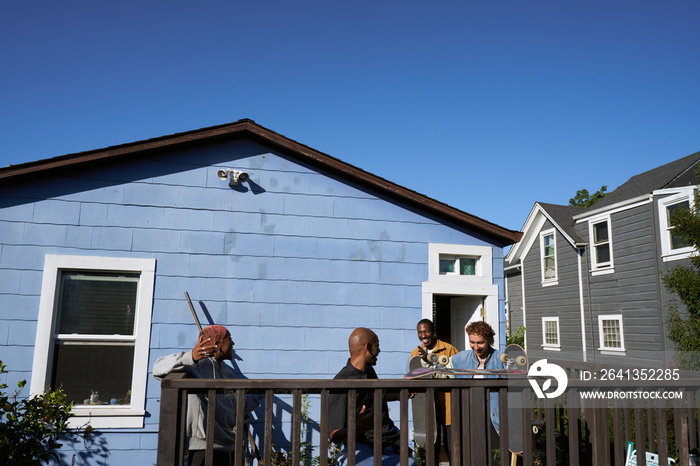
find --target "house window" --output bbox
[439,256,477,276]
[659,192,695,261]
[666,201,690,249]
[589,216,614,274]
[598,314,625,353]
[542,317,560,350]
[539,229,557,285]
[31,255,156,429]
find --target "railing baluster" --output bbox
[635,397,647,466]
[292,390,301,466]
[400,388,409,466]
[205,389,217,466]
[426,387,435,466]
[450,388,461,466]
[319,390,329,466]
[234,389,245,466]
[498,387,508,466]
[545,397,556,466]
[347,388,356,466]
[264,390,273,466]
[656,397,668,466]
[374,388,383,466]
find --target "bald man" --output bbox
[328,328,416,466]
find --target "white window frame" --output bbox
[588,215,614,275]
[31,254,156,429]
[659,191,696,261]
[428,243,492,286]
[597,314,625,354]
[541,317,560,351]
[439,255,479,277]
[539,229,558,286]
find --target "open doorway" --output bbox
[433,295,485,352]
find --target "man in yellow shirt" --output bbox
[410,319,458,463]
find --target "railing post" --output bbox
[157,373,186,466]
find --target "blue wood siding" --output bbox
[0,139,504,463]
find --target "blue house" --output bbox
[0,119,520,463]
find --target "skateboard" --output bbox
[500,343,528,371]
[501,344,529,461]
[409,355,437,448]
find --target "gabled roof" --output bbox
[0,118,522,245]
[536,202,587,244]
[506,150,700,264]
[505,202,586,264]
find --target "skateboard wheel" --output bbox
[500,353,508,363]
[516,356,527,366]
[437,355,449,366]
[428,354,438,364]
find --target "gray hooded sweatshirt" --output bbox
[153,350,260,452]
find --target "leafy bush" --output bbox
[0,360,90,464]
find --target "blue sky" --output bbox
[2,1,698,231]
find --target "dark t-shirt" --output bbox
[328,359,400,449]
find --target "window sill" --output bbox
[541,280,558,287]
[598,348,626,356]
[541,345,561,351]
[662,250,695,262]
[591,267,615,276]
[68,407,146,429]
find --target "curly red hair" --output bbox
[465,321,495,346]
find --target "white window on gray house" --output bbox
[31,255,155,429]
[589,216,614,274]
[598,314,625,354]
[539,229,557,285]
[542,317,560,350]
[439,255,477,276]
[666,201,690,249]
[658,192,696,261]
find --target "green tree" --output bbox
[569,186,608,207]
[0,360,91,464]
[662,172,700,370]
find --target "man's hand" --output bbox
[416,345,429,360]
[192,334,219,362]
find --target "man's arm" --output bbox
[329,405,371,444]
[153,335,218,379]
[153,350,195,380]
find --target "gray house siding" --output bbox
[507,152,699,370]
[505,267,523,335]
[577,202,668,366]
[520,220,585,360]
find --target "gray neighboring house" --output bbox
[505,151,700,366]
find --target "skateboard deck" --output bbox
[404,366,527,379]
[501,344,529,456]
[409,355,437,448]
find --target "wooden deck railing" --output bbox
[156,374,700,466]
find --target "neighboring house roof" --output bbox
[0,118,522,245]
[506,150,700,263]
[590,150,700,210]
[536,202,587,244]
